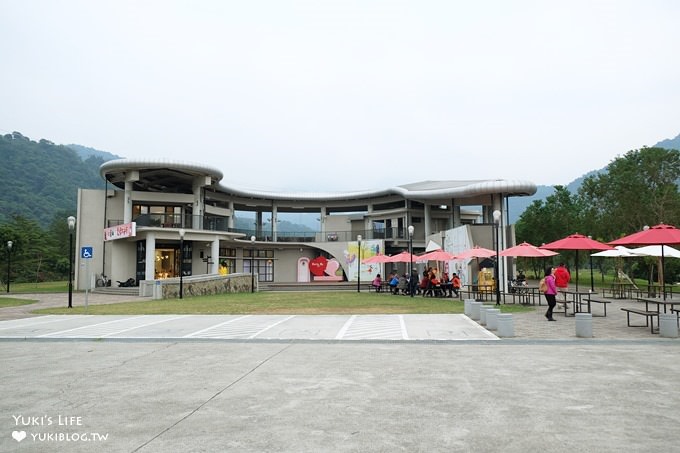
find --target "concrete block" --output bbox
[496,313,514,337]
[486,308,501,330]
[575,312,593,338]
[659,313,678,338]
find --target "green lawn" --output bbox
[0,297,39,308]
[6,281,69,293]
[33,292,533,316]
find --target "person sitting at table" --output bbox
[397,274,408,295]
[388,273,400,294]
[420,270,432,297]
[516,270,526,285]
[372,274,383,292]
[451,273,461,297]
[554,263,571,308]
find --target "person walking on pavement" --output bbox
[543,266,558,321]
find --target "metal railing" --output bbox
[109,216,412,243]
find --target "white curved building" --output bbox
[73,158,536,291]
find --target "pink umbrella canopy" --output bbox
[540,233,613,291]
[361,254,391,264]
[453,246,496,260]
[499,242,558,257]
[415,250,458,262]
[385,251,419,263]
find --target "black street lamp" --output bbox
[356,234,362,293]
[408,225,414,297]
[67,216,76,308]
[493,210,501,306]
[179,228,185,299]
[588,235,595,293]
[250,235,256,293]
[6,240,12,293]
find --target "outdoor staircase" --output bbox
[260,282,360,292]
[91,286,142,296]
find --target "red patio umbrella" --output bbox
[499,242,558,258]
[540,233,613,291]
[609,223,680,299]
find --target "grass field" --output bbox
[4,281,68,293]
[0,297,38,308]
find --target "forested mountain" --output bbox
[507,132,680,222]
[0,131,119,225]
[3,130,679,227]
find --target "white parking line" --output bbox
[399,315,409,340]
[0,315,94,331]
[248,315,296,339]
[335,315,357,339]
[101,315,189,337]
[183,315,251,338]
[38,316,147,337]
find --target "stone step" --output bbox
[91,287,141,296]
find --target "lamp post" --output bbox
[493,210,501,306]
[588,235,595,293]
[67,216,76,308]
[179,228,185,299]
[408,225,414,297]
[250,235,256,293]
[6,241,12,293]
[356,234,362,293]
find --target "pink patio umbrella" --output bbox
[453,246,496,260]
[540,233,613,291]
[415,250,458,262]
[609,223,680,299]
[499,242,558,258]
[361,254,392,264]
[385,251,419,263]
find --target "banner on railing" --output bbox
[104,222,137,241]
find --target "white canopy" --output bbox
[629,245,680,258]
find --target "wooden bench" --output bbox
[583,296,611,317]
[620,307,659,333]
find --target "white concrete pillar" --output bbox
[145,233,156,281]
[211,238,220,274]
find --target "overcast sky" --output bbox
[2,0,679,192]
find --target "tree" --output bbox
[515,185,583,245]
[578,147,680,240]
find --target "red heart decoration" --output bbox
[309,256,328,276]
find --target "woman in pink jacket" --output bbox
[543,266,557,321]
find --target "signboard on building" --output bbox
[104,222,137,242]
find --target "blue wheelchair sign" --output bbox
[81,247,93,259]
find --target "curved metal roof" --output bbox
[100,159,536,201]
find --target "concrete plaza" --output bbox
[1,292,679,452]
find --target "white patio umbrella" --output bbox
[590,246,638,258]
[629,245,680,258]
